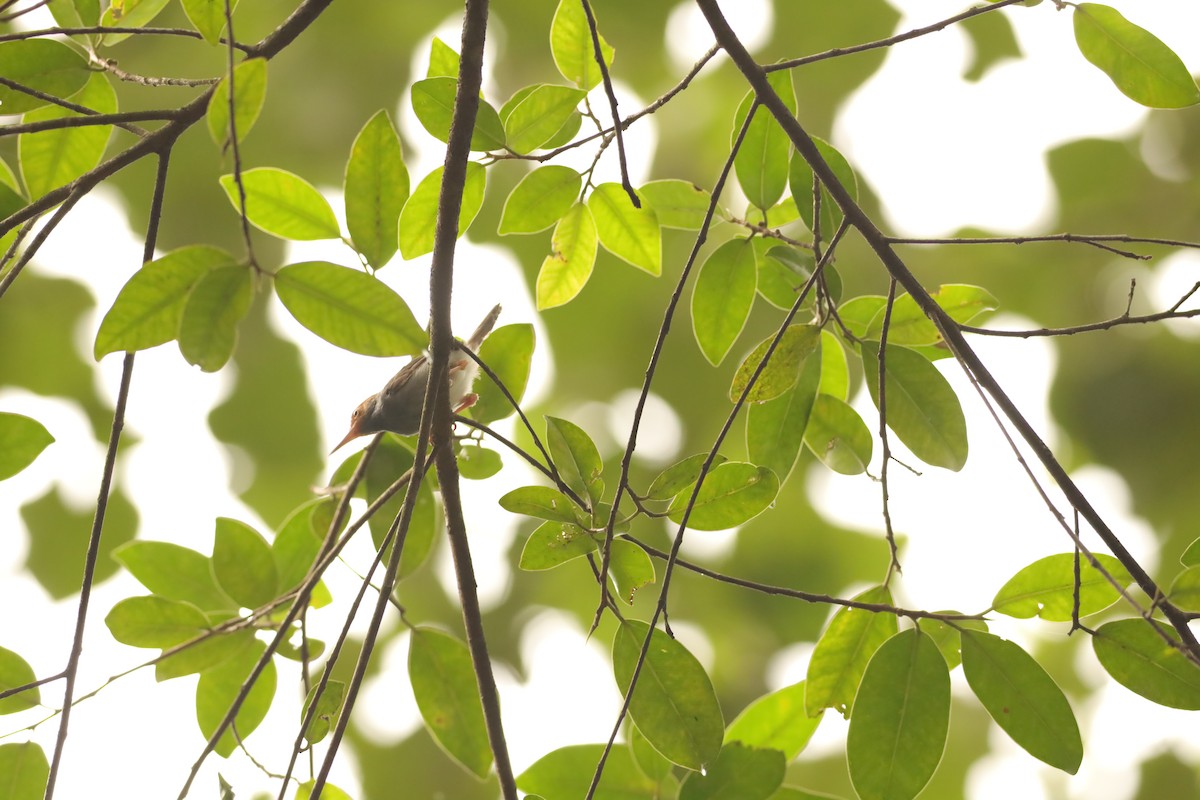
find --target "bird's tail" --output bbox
[466,303,502,349]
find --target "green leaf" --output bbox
[219,167,341,241]
[692,238,757,365]
[519,520,596,570]
[960,4,1022,82]
[805,586,897,717]
[847,630,950,800]
[789,137,857,238]
[471,323,535,423]
[181,0,237,45]
[1169,565,1200,612]
[503,84,587,153]
[344,110,409,269]
[206,58,267,147]
[427,36,460,78]
[861,342,968,471]
[272,497,331,594]
[0,413,54,481]
[667,462,778,531]
[817,330,849,400]
[212,517,278,609]
[546,415,604,510]
[588,183,661,275]
[155,629,254,682]
[457,444,502,479]
[47,0,100,28]
[640,179,714,230]
[550,0,614,91]
[730,324,820,403]
[0,646,39,714]
[0,742,48,800]
[397,162,486,260]
[499,485,580,524]
[94,245,236,359]
[992,552,1134,621]
[113,540,234,612]
[19,71,116,200]
[921,613,988,671]
[630,724,674,782]
[803,394,873,475]
[609,538,655,604]
[864,285,998,347]
[409,627,492,778]
[1092,618,1200,709]
[961,630,1082,773]
[613,620,724,771]
[362,437,438,579]
[732,70,795,210]
[540,109,583,150]
[757,245,814,310]
[835,296,886,341]
[1073,4,1200,109]
[499,165,581,235]
[537,201,598,309]
[680,742,786,800]
[645,452,727,502]
[195,639,277,758]
[726,681,822,761]
[301,680,345,745]
[105,595,210,649]
[409,76,506,151]
[747,348,821,485]
[1181,536,1200,567]
[100,0,172,45]
[274,261,425,356]
[296,780,354,800]
[178,265,253,372]
[518,744,661,799]
[0,40,89,115]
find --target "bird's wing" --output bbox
[380,355,428,399]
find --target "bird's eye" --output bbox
[352,408,361,419]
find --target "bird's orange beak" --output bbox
[331,421,362,454]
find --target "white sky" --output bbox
[2,1,1199,798]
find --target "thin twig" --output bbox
[877,279,902,582]
[579,0,637,206]
[0,76,153,136]
[0,110,169,137]
[0,26,253,50]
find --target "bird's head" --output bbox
[331,396,377,453]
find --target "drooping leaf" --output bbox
[409,76,506,151]
[219,167,340,241]
[537,201,598,309]
[100,0,172,45]
[726,681,822,761]
[757,245,815,310]
[588,183,661,275]
[679,742,786,800]
[195,639,277,758]
[177,265,253,372]
[408,627,492,778]
[730,324,820,404]
[667,462,778,531]
[608,539,655,604]
[211,517,278,609]
[921,613,988,671]
[835,296,886,341]
[803,394,873,475]
[1181,536,1200,567]
[645,452,727,502]
[847,630,950,800]
[861,342,968,471]
[273,261,425,356]
[104,595,210,649]
[864,285,999,347]
[692,238,757,366]
[788,137,857,239]
[732,70,795,211]
[301,680,345,745]
[206,58,267,147]
[295,780,354,800]
[817,330,849,400]
[0,40,89,115]
[0,742,48,800]
[397,162,486,259]
[499,165,581,235]
[155,629,254,682]
[545,416,604,510]
[0,646,39,714]
[747,349,821,485]
[180,0,238,44]
[362,436,438,579]
[94,245,237,360]
[499,485,581,524]
[1073,4,1200,109]
[613,620,724,771]
[517,744,661,800]
[640,179,714,230]
[457,444,503,479]
[518,520,596,570]
[961,630,1082,773]
[344,110,409,269]
[1092,618,1200,709]
[20,71,116,199]
[806,586,897,717]
[630,724,674,783]
[503,84,587,153]
[550,0,614,91]
[113,540,233,612]
[471,323,535,423]
[0,413,54,481]
[992,552,1134,621]
[1168,565,1200,612]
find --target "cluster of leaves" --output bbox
[3,0,1200,799]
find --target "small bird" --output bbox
[332,304,502,452]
